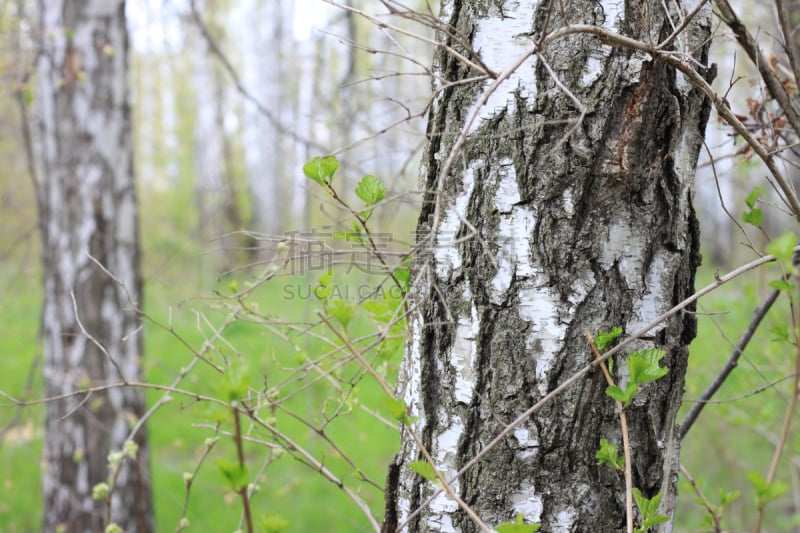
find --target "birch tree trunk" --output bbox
[35,1,153,531]
[384,1,712,531]
[242,0,286,237]
[191,0,227,240]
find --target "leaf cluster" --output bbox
[605,349,668,408]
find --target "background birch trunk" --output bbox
[384,1,712,531]
[241,0,287,238]
[35,1,153,530]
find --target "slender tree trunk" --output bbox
[384,1,712,532]
[242,0,286,237]
[191,0,226,239]
[35,1,153,531]
[293,35,316,227]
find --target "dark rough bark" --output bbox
[36,1,153,531]
[384,1,712,532]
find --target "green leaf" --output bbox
[220,362,250,402]
[770,323,790,343]
[314,285,332,301]
[409,460,439,484]
[596,438,625,471]
[743,208,763,226]
[363,300,391,321]
[745,187,765,209]
[765,231,797,271]
[330,299,355,330]
[215,459,248,491]
[641,514,670,530]
[743,188,765,226]
[92,482,110,500]
[769,279,795,292]
[303,156,339,186]
[259,512,289,533]
[719,488,741,507]
[605,385,628,403]
[315,273,334,302]
[495,514,541,533]
[627,349,668,384]
[355,175,387,207]
[747,471,789,507]
[393,267,411,291]
[595,327,622,352]
[384,397,410,425]
[377,337,405,362]
[633,489,669,532]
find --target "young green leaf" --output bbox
[215,458,248,491]
[718,488,741,508]
[219,362,250,402]
[768,278,795,292]
[409,460,439,484]
[743,208,763,226]
[377,336,405,362]
[330,299,355,330]
[363,299,391,321]
[747,471,789,507]
[770,323,790,343]
[606,381,639,408]
[393,267,411,291]
[314,273,334,302]
[605,385,630,404]
[595,327,622,352]
[744,187,765,209]
[765,231,797,272]
[259,512,289,533]
[633,489,669,532]
[596,438,625,471]
[384,397,410,425]
[303,155,339,186]
[495,514,541,533]
[355,175,387,207]
[743,188,765,226]
[627,349,668,384]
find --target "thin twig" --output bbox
[231,401,254,533]
[678,287,781,438]
[70,291,129,384]
[680,463,722,532]
[587,331,633,533]
[714,0,800,144]
[175,431,219,532]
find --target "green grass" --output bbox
[0,261,44,532]
[2,234,799,532]
[0,245,402,532]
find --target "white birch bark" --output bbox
[241,0,286,236]
[35,1,152,530]
[191,0,226,239]
[384,1,712,531]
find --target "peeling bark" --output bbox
[384,1,712,531]
[35,1,153,531]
